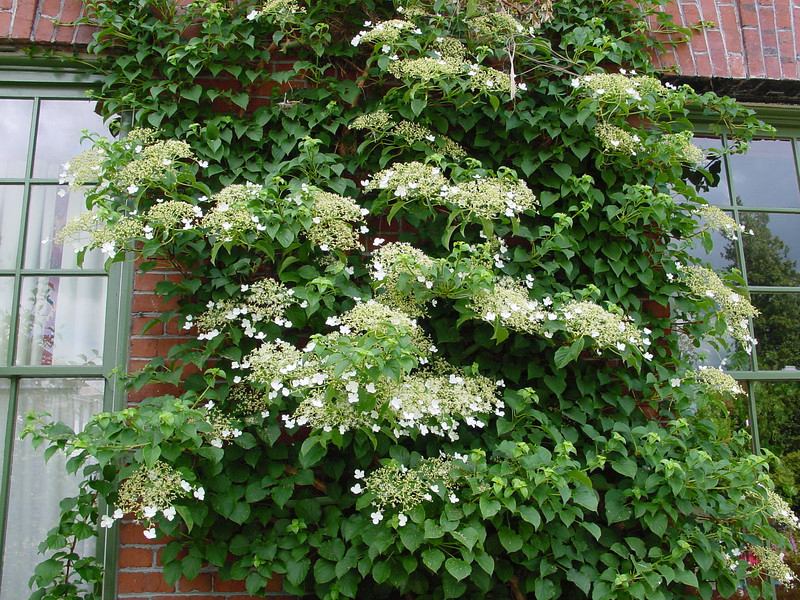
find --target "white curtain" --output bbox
[0,378,103,600]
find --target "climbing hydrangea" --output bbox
[471,278,548,336]
[115,461,189,522]
[371,242,437,314]
[364,161,448,201]
[594,123,642,155]
[304,187,366,252]
[560,300,647,354]
[115,139,194,188]
[696,204,746,241]
[679,264,759,352]
[689,366,745,397]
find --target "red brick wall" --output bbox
[0,0,94,45]
[651,0,800,80]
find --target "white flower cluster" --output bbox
[201,183,265,240]
[302,186,367,253]
[115,139,195,188]
[387,57,465,82]
[747,545,796,584]
[246,0,306,20]
[194,279,295,341]
[370,242,437,315]
[594,123,642,156]
[689,366,745,397]
[203,404,244,448]
[764,488,800,531]
[571,71,666,106]
[107,461,201,540]
[443,174,537,219]
[470,278,549,336]
[61,148,105,188]
[559,300,647,355]
[679,264,759,353]
[363,162,536,220]
[356,456,462,524]
[351,19,417,47]
[659,131,705,165]
[383,369,504,439]
[247,338,327,399]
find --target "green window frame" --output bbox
[0,59,133,600]
[693,105,800,455]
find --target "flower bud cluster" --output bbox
[364,161,448,201]
[195,278,295,339]
[304,187,366,252]
[659,131,705,165]
[689,366,745,397]
[468,13,526,39]
[571,71,666,105]
[696,205,746,241]
[384,369,504,438]
[227,384,273,417]
[352,112,466,160]
[201,183,264,240]
[748,545,795,584]
[115,140,194,188]
[471,278,548,336]
[559,300,646,354]
[61,148,105,188]
[764,488,800,531]
[444,174,537,219]
[679,264,759,352]
[334,300,431,356]
[114,461,190,531]
[594,123,642,155]
[203,405,244,448]
[350,110,395,132]
[248,0,306,19]
[360,456,460,517]
[146,200,197,231]
[388,57,465,82]
[466,64,512,94]
[434,37,467,60]
[371,242,437,314]
[351,19,416,47]
[247,338,326,396]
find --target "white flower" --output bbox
[371,510,384,524]
[113,508,124,520]
[247,9,259,20]
[198,159,209,168]
[127,184,139,195]
[373,237,385,246]
[143,527,157,540]
[193,487,205,500]
[354,469,365,479]
[397,513,408,527]
[100,514,115,528]
[180,480,192,492]
[643,352,653,361]
[143,505,158,519]
[351,483,364,494]
[101,242,116,257]
[449,493,459,504]
[163,506,177,521]
[670,378,681,387]
[211,438,223,448]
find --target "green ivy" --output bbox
[23,1,796,599]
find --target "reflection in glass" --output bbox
[744,382,800,511]
[0,378,102,600]
[32,100,106,179]
[688,212,739,272]
[0,99,33,179]
[0,379,9,473]
[690,136,731,207]
[0,277,13,366]
[0,186,24,269]
[751,292,800,371]
[740,212,800,287]
[15,276,106,366]
[728,139,800,208]
[24,186,104,270]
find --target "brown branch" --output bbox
[509,576,526,600]
[285,465,327,493]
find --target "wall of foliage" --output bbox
[25,0,800,599]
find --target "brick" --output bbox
[135,272,166,292]
[117,571,175,594]
[0,0,12,10]
[32,16,55,43]
[718,5,744,52]
[743,27,767,77]
[11,0,36,39]
[214,574,282,592]
[127,382,181,403]
[178,572,214,592]
[119,547,156,569]
[119,522,172,545]
[40,0,62,18]
[131,292,179,312]
[132,315,164,336]
[0,12,11,38]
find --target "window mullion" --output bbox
[0,378,19,591]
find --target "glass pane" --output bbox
[691,136,730,207]
[740,212,800,287]
[727,139,800,208]
[688,210,740,272]
[749,381,800,510]
[0,99,33,179]
[751,292,800,371]
[15,276,106,366]
[24,186,104,270]
[32,100,106,180]
[0,277,13,366]
[0,378,102,600]
[0,186,24,269]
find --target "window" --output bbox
[690,114,800,510]
[0,75,131,600]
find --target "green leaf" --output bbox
[519,506,541,529]
[299,438,326,467]
[180,85,202,102]
[498,528,523,552]
[611,456,637,478]
[444,558,472,581]
[604,489,631,524]
[479,496,501,518]
[644,512,668,536]
[422,548,445,572]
